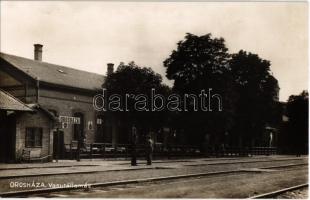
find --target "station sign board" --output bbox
[58,115,80,124]
[56,116,81,129]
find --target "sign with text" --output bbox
[58,116,80,125]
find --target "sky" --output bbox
[0,1,308,102]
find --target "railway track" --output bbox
[249,183,308,199]
[17,168,309,198]
[0,159,307,198]
[0,169,262,197]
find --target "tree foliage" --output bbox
[286,91,308,154]
[104,62,171,133]
[163,33,280,148]
[163,33,236,146]
[164,33,230,92]
[230,50,279,146]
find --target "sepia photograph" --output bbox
[0,0,308,198]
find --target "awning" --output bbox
[0,89,33,112]
[27,104,57,121]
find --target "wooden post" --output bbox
[102,143,105,158]
[90,143,93,159]
[56,128,59,162]
[114,143,117,158]
[77,131,81,162]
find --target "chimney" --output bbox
[34,44,43,61]
[107,63,114,76]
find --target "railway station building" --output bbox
[0,44,118,162]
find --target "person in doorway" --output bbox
[146,135,154,165]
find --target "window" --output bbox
[25,127,43,147]
[97,118,103,125]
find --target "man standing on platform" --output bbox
[131,125,138,166]
[146,135,154,165]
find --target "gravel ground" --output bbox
[35,167,308,198]
[0,156,307,197]
[0,159,307,193]
[275,187,308,199]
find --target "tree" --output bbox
[104,62,171,143]
[286,91,308,154]
[163,33,236,147]
[229,50,280,147]
[164,33,230,92]
[163,33,280,150]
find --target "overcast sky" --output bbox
[0,1,308,101]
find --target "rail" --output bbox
[249,183,308,198]
[0,169,252,197]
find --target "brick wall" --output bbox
[38,87,100,144]
[15,111,53,160]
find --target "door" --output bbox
[0,111,16,162]
[73,112,84,141]
[53,130,64,159]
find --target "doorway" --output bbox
[0,111,16,162]
[53,130,64,159]
[73,112,84,141]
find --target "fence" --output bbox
[62,142,277,160]
[204,147,277,157]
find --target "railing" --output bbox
[63,142,202,159]
[62,142,277,160]
[204,147,277,157]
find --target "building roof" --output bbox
[0,52,105,91]
[0,89,33,111]
[27,104,57,120]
